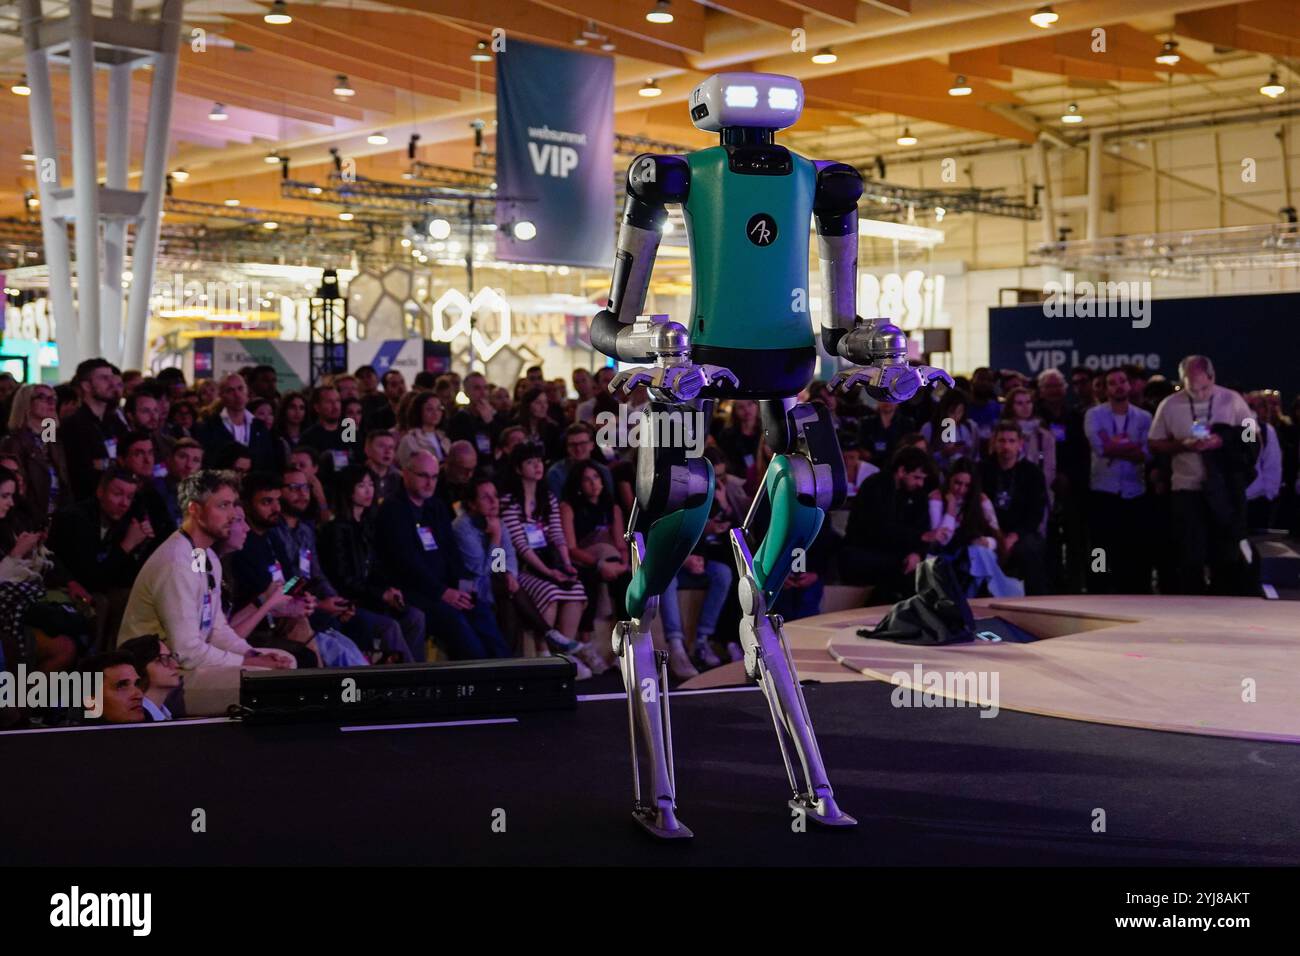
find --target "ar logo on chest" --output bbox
[746,213,778,246]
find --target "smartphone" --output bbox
[281,575,300,595]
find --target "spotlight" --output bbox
[470,40,492,63]
[1261,72,1286,98]
[1061,102,1083,124]
[646,0,674,24]
[263,221,279,230]
[224,198,240,206]
[428,218,451,240]
[1029,5,1058,28]
[339,212,354,221]
[264,1,292,25]
[171,168,190,182]
[948,75,972,96]
[639,79,661,98]
[896,127,917,146]
[1155,41,1180,66]
[811,47,837,65]
[367,132,389,145]
[308,186,323,195]
[208,102,228,121]
[333,74,355,97]
[11,75,30,96]
[401,238,412,247]
[512,220,537,241]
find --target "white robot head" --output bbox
[689,72,804,133]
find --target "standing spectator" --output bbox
[839,446,937,602]
[118,471,295,716]
[1148,356,1255,594]
[118,634,183,720]
[1037,367,1091,589]
[318,465,426,662]
[717,399,761,478]
[448,372,499,458]
[1002,386,1057,502]
[60,358,128,501]
[498,443,588,655]
[193,373,276,472]
[374,451,509,659]
[1245,392,1283,531]
[397,391,449,465]
[1,383,70,521]
[965,368,1002,442]
[1084,368,1153,593]
[981,424,1050,595]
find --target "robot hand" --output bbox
[829,362,953,403]
[610,362,739,403]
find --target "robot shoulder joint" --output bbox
[813,161,864,213]
[626,153,690,205]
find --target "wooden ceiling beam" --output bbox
[778,0,861,27]
[694,0,805,31]
[528,0,706,54]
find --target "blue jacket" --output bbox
[374,493,464,598]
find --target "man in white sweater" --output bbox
[119,470,294,716]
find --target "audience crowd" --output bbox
[0,351,1295,725]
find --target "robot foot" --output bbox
[633,803,695,840]
[789,794,858,828]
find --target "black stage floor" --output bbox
[6,679,1299,866]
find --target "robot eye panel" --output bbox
[689,72,804,133]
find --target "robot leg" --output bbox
[731,406,856,826]
[614,412,714,839]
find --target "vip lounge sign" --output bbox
[495,39,614,269]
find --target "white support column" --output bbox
[67,0,101,363]
[1086,129,1103,242]
[124,0,182,371]
[19,0,77,371]
[101,0,133,360]
[1034,137,1055,246]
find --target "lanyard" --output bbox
[1187,391,1213,423]
[1111,408,1130,437]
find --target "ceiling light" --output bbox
[1155,41,1180,66]
[264,151,281,164]
[308,185,323,195]
[1261,72,1286,98]
[264,1,292,26]
[262,221,279,230]
[1061,102,1083,123]
[934,206,946,222]
[948,74,972,96]
[171,168,189,182]
[401,238,412,247]
[646,1,674,24]
[470,40,492,63]
[573,33,588,46]
[811,47,837,65]
[639,79,661,98]
[11,75,30,96]
[367,132,388,145]
[896,127,917,146]
[512,220,537,241]
[20,147,35,162]
[1029,5,1058,28]
[338,212,354,221]
[600,41,616,52]
[208,102,227,121]
[224,198,240,206]
[333,74,355,97]
[428,218,451,240]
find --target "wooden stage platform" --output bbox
[683,595,1300,743]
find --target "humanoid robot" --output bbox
[590,72,952,839]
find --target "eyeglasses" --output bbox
[283,482,308,492]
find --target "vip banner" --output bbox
[988,290,1300,400]
[495,39,614,269]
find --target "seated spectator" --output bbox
[840,433,880,499]
[363,369,405,432]
[153,437,204,532]
[436,440,480,509]
[361,429,403,505]
[374,451,510,660]
[301,384,350,470]
[920,388,979,470]
[211,441,253,483]
[547,423,613,500]
[771,520,833,623]
[397,390,450,465]
[966,367,1002,442]
[493,425,527,476]
[575,368,614,424]
[857,399,914,465]
[1,382,70,520]
[559,462,629,674]
[511,387,561,461]
[124,383,173,466]
[448,371,499,456]
[840,446,938,602]
[717,399,761,478]
[117,430,172,548]
[80,651,145,724]
[166,397,198,441]
[928,459,1022,597]
[498,443,588,658]
[118,634,183,720]
[273,391,308,458]
[193,373,277,472]
[980,423,1050,595]
[118,470,296,717]
[318,465,425,662]
[287,446,331,523]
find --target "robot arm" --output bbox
[591,154,690,364]
[813,160,952,402]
